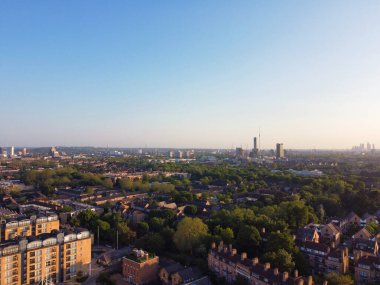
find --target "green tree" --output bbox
[102,178,114,188]
[266,232,295,254]
[215,226,234,244]
[137,222,150,236]
[135,233,165,254]
[173,217,208,254]
[85,186,94,194]
[263,249,295,272]
[116,222,136,245]
[236,225,261,256]
[184,205,198,216]
[325,273,354,285]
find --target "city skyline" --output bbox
[1,1,380,148]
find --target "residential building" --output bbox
[208,241,313,285]
[276,143,284,159]
[296,240,349,275]
[320,223,341,246]
[352,228,373,240]
[352,239,379,262]
[122,249,159,285]
[0,214,60,242]
[0,228,91,285]
[159,260,209,285]
[355,255,380,285]
[295,228,320,243]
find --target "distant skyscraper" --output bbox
[367,142,371,151]
[251,137,259,158]
[276,143,284,159]
[10,146,14,156]
[23,148,27,155]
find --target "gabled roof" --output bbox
[353,228,373,239]
[324,223,341,235]
[345,211,360,221]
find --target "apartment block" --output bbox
[355,255,380,285]
[122,248,159,285]
[296,240,349,275]
[0,228,91,285]
[0,214,59,242]
[208,241,313,285]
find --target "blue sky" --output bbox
[1,1,380,149]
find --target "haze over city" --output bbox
[1,1,380,149]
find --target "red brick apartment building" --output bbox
[122,248,159,285]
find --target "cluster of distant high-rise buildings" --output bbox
[236,136,285,160]
[0,146,27,158]
[168,149,195,159]
[352,142,375,153]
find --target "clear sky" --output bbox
[1,1,380,149]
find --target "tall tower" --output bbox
[251,137,258,158]
[276,143,284,159]
[10,146,14,156]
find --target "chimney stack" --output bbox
[264,263,270,270]
[252,257,259,265]
[294,270,298,278]
[282,272,289,282]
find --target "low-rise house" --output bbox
[340,212,361,233]
[158,201,178,210]
[159,261,184,284]
[130,210,146,225]
[361,213,378,227]
[320,223,341,246]
[352,228,373,240]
